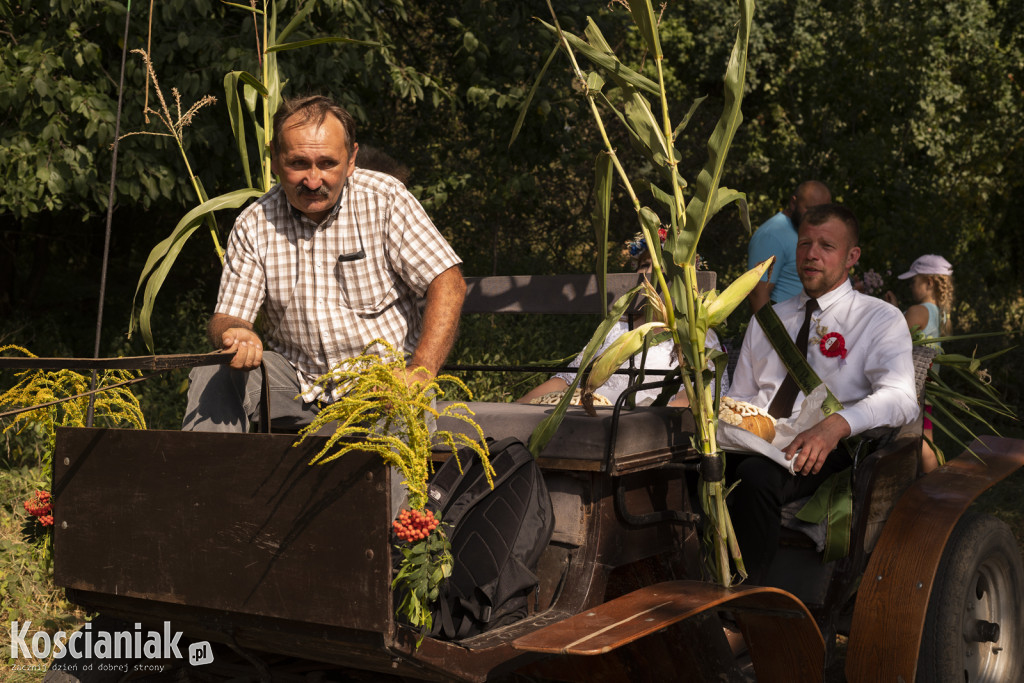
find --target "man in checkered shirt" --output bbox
[182,95,465,432]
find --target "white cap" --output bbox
[898,254,953,279]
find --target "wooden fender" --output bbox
[846,436,1024,682]
[512,579,824,682]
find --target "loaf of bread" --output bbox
[719,396,777,442]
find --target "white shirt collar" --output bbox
[796,278,854,313]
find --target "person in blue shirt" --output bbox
[747,181,831,312]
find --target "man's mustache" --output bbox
[297,183,330,198]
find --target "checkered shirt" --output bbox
[215,169,462,402]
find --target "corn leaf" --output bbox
[625,93,673,168]
[628,0,663,59]
[266,36,380,53]
[221,1,264,14]
[528,285,644,456]
[593,153,613,308]
[540,19,660,95]
[672,95,708,140]
[132,188,263,350]
[509,42,560,149]
[675,0,753,264]
[224,71,260,189]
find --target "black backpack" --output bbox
[421,437,555,640]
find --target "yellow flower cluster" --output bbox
[0,346,146,457]
[295,340,492,510]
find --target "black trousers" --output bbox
[726,448,852,584]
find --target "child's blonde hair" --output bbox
[922,273,954,336]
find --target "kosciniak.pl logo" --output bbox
[9,620,212,665]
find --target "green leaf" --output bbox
[221,1,265,14]
[527,284,644,456]
[540,19,660,96]
[592,152,613,308]
[649,182,677,224]
[628,0,663,59]
[672,95,708,140]
[677,0,753,264]
[265,36,381,53]
[624,92,669,164]
[132,188,263,350]
[509,41,560,149]
[224,72,254,189]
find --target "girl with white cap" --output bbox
[893,254,955,472]
[898,254,955,344]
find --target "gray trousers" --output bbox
[181,351,319,433]
[182,350,411,516]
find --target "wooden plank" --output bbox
[0,351,231,371]
[846,436,1024,683]
[52,428,393,633]
[512,579,823,682]
[462,272,716,315]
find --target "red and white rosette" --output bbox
[820,332,848,365]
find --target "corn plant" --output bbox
[129,0,379,352]
[514,0,766,586]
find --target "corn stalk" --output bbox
[515,0,761,586]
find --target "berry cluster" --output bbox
[23,490,53,527]
[392,508,439,543]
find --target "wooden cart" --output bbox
[46,274,1024,682]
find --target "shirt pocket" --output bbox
[335,256,398,315]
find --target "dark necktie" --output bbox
[768,298,819,419]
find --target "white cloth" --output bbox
[716,385,834,475]
[215,169,462,402]
[729,280,919,439]
[555,321,729,405]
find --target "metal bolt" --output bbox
[876,575,883,581]
[63,457,70,465]
[916,582,923,589]
[365,549,374,560]
[365,471,373,482]
[61,521,68,529]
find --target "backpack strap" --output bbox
[755,303,844,417]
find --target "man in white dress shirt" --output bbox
[727,204,918,582]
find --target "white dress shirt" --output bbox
[729,280,918,437]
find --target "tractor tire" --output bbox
[918,512,1024,682]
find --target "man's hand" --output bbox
[208,313,262,371]
[783,413,852,475]
[221,327,264,370]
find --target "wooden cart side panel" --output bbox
[52,428,393,633]
[846,436,1024,683]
